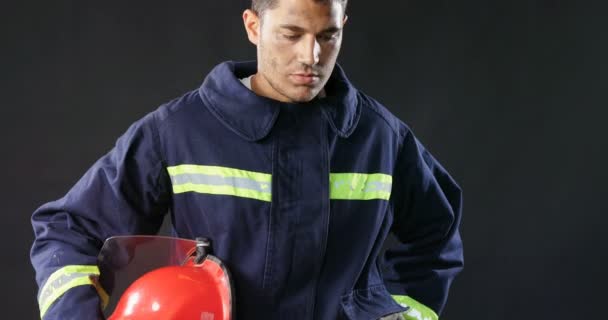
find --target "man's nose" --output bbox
[298,36,321,66]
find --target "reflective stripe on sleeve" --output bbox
[38,265,109,319]
[392,295,439,320]
[167,165,272,202]
[329,173,392,200]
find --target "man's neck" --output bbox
[239,74,326,100]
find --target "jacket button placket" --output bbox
[270,104,329,320]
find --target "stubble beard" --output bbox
[261,61,319,103]
[257,41,323,103]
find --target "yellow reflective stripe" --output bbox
[168,166,392,201]
[167,165,272,202]
[167,165,271,182]
[173,183,272,202]
[38,265,107,319]
[330,173,392,200]
[392,295,438,320]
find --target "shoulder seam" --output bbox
[150,89,202,165]
[358,92,406,139]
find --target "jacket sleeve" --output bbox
[383,130,464,319]
[30,111,172,319]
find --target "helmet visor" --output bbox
[97,235,198,315]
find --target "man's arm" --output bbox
[30,112,171,319]
[383,130,464,320]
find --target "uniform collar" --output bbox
[198,60,361,141]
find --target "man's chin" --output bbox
[287,88,320,103]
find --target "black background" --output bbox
[3,1,607,319]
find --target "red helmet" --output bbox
[98,236,234,320]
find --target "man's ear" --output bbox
[342,14,348,26]
[243,9,261,45]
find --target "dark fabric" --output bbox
[31,61,463,319]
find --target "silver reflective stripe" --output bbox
[38,265,107,319]
[329,173,393,200]
[167,165,272,202]
[38,271,92,304]
[170,173,271,193]
[332,179,391,192]
[362,181,391,193]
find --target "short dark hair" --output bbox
[251,0,348,17]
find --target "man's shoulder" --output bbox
[152,88,204,124]
[356,90,410,138]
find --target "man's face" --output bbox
[244,0,347,103]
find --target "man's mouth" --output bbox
[290,73,320,85]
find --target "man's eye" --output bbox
[319,34,338,42]
[283,34,300,40]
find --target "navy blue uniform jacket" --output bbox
[31,61,463,320]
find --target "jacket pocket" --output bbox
[340,284,408,320]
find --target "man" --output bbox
[30,0,464,319]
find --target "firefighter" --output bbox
[31,0,464,319]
